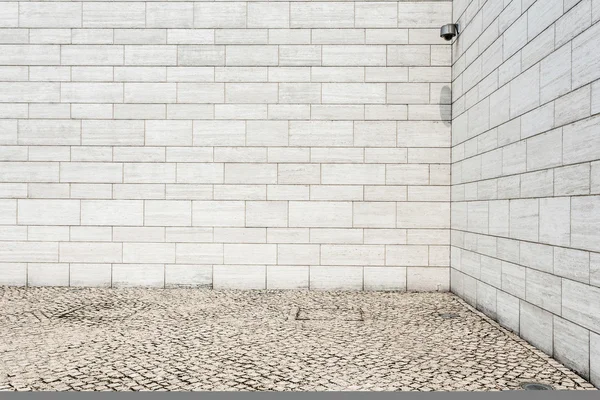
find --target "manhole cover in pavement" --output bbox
[56,300,153,323]
[293,307,363,321]
[520,382,554,390]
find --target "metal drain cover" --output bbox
[520,382,554,390]
[291,307,363,321]
[56,300,153,323]
[439,313,459,319]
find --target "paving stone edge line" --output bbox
[451,294,597,391]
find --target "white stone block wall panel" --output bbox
[451,0,600,386]
[0,1,452,293]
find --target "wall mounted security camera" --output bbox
[440,24,459,41]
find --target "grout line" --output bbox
[453,292,596,389]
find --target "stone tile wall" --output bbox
[0,1,452,291]
[451,0,600,387]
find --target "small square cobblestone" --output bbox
[0,288,595,392]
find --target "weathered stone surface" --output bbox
[0,288,594,392]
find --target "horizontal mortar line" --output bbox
[14,224,450,229]
[451,159,598,189]
[2,163,453,166]
[2,153,452,156]
[1,66,450,69]
[11,30,453,33]
[5,242,452,245]
[0,103,446,106]
[0,42,448,45]
[8,198,453,201]
[5,184,452,187]
[0,159,453,163]
[6,245,446,250]
[450,228,600,256]
[0,82,452,85]
[451,107,600,163]
[450,267,600,340]
[452,245,593,279]
[451,0,537,80]
[1,193,452,196]
[451,186,596,202]
[10,203,450,205]
[1,147,451,150]
[5,195,454,198]
[1,27,456,30]
[0,225,450,231]
[451,67,600,126]
[20,265,450,272]
[451,0,513,71]
[451,17,600,111]
[453,0,589,72]
[18,262,449,268]
[453,0,493,22]
[0,184,452,189]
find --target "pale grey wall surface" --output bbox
[2,0,600,389]
[0,1,452,291]
[451,0,600,387]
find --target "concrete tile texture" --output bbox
[0,288,595,391]
[452,0,600,388]
[0,1,453,293]
[1,0,600,391]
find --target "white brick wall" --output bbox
[0,0,452,292]
[451,0,600,387]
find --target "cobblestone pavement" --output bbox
[0,288,595,391]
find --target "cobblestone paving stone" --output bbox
[0,288,595,391]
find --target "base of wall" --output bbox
[451,268,600,389]
[1,264,449,291]
[451,294,597,390]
